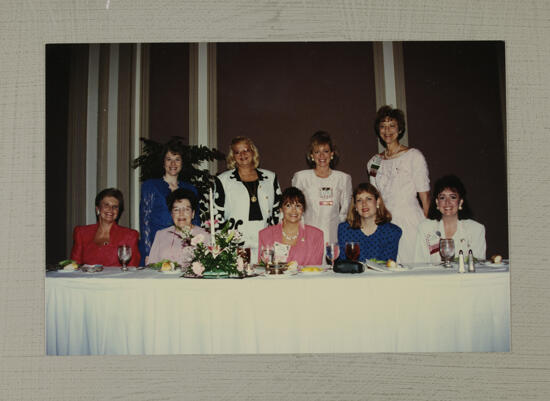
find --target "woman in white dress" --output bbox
[414,174,486,263]
[292,131,352,245]
[366,106,430,263]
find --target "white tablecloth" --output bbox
[46,264,510,354]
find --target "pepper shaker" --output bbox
[458,250,465,273]
[468,249,475,272]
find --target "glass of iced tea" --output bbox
[345,242,360,261]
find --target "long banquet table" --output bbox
[46,264,510,355]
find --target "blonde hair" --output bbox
[226,136,260,169]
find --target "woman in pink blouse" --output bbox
[148,188,209,268]
[258,187,324,266]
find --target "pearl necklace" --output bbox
[282,229,298,241]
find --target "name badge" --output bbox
[274,242,290,263]
[369,155,382,177]
[319,187,333,206]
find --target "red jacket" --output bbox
[70,223,141,267]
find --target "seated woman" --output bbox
[258,187,323,266]
[148,188,209,268]
[414,174,486,263]
[71,188,140,266]
[337,183,402,262]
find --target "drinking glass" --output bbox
[118,244,132,271]
[260,245,274,267]
[439,239,455,268]
[345,242,360,262]
[325,242,340,269]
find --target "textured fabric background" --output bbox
[1,0,549,399]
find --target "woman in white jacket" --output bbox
[292,131,352,245]
[213,136,282,259]
[414,174,486,263]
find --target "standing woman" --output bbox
[213,136,282,259]
[366,105,430,263]
[139,141,200,265]
[292,131,352,245]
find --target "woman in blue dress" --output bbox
[338,182,402,262]
[139,141,200,265]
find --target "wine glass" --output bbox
[325,242,340,269]
[439,239,455,268]
[345,242,360,262]
[118,244,132,271]
[260,244,274,268]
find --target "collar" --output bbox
[231,168,267,182]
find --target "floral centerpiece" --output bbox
[176,222,246,278]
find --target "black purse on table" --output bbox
[333,259,364,274]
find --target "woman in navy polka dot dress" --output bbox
[338,183,402,262]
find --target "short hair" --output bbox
[428,174,473,220]
[95,188,124,222]
[166,188,198,212]
[161,139,184,161]
[373,105,406,147]
[280,186,307,213]
[226,136,260,169]
[306,131,340,168]
[346,183,391,228]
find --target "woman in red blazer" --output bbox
[70,188,140,267]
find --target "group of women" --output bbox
[70,105,487,269]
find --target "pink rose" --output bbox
[191,261,205,276]
[191,234,204,246]
[237,256,244,272]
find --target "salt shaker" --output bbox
[458,250,465,273]
[468,249,475,272]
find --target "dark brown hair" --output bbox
[95,188,124,222]
[373,105,406,147]
[280,187,307,213]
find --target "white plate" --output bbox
[364,261,390,272]
[484,261,508,267]
[158,270,183,274]
[56,269,78,273]
[299,269,326,274]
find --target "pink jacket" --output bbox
[258,224,324,265]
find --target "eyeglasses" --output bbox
[172,207,193,214]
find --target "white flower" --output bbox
[208,245,222,258]
[191,261,205,276]
[191,234,204,246]
[237,256,244,272]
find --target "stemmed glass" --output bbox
[439,239,455,268]
[260,244,274,268]
[345,242,360,262]
[118,244,132,271]
[325,242,340,269]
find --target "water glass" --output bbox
[439,239,455,268]
[345,242,360,261]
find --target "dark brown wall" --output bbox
[148,43,190,144]
[403,41,507,257]
[216,42,377,189]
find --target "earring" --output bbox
[311,156,315,162]
[459,205,463,210]
[330,155,334,160]
[376,204,379,209]
[96,210,99,216]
